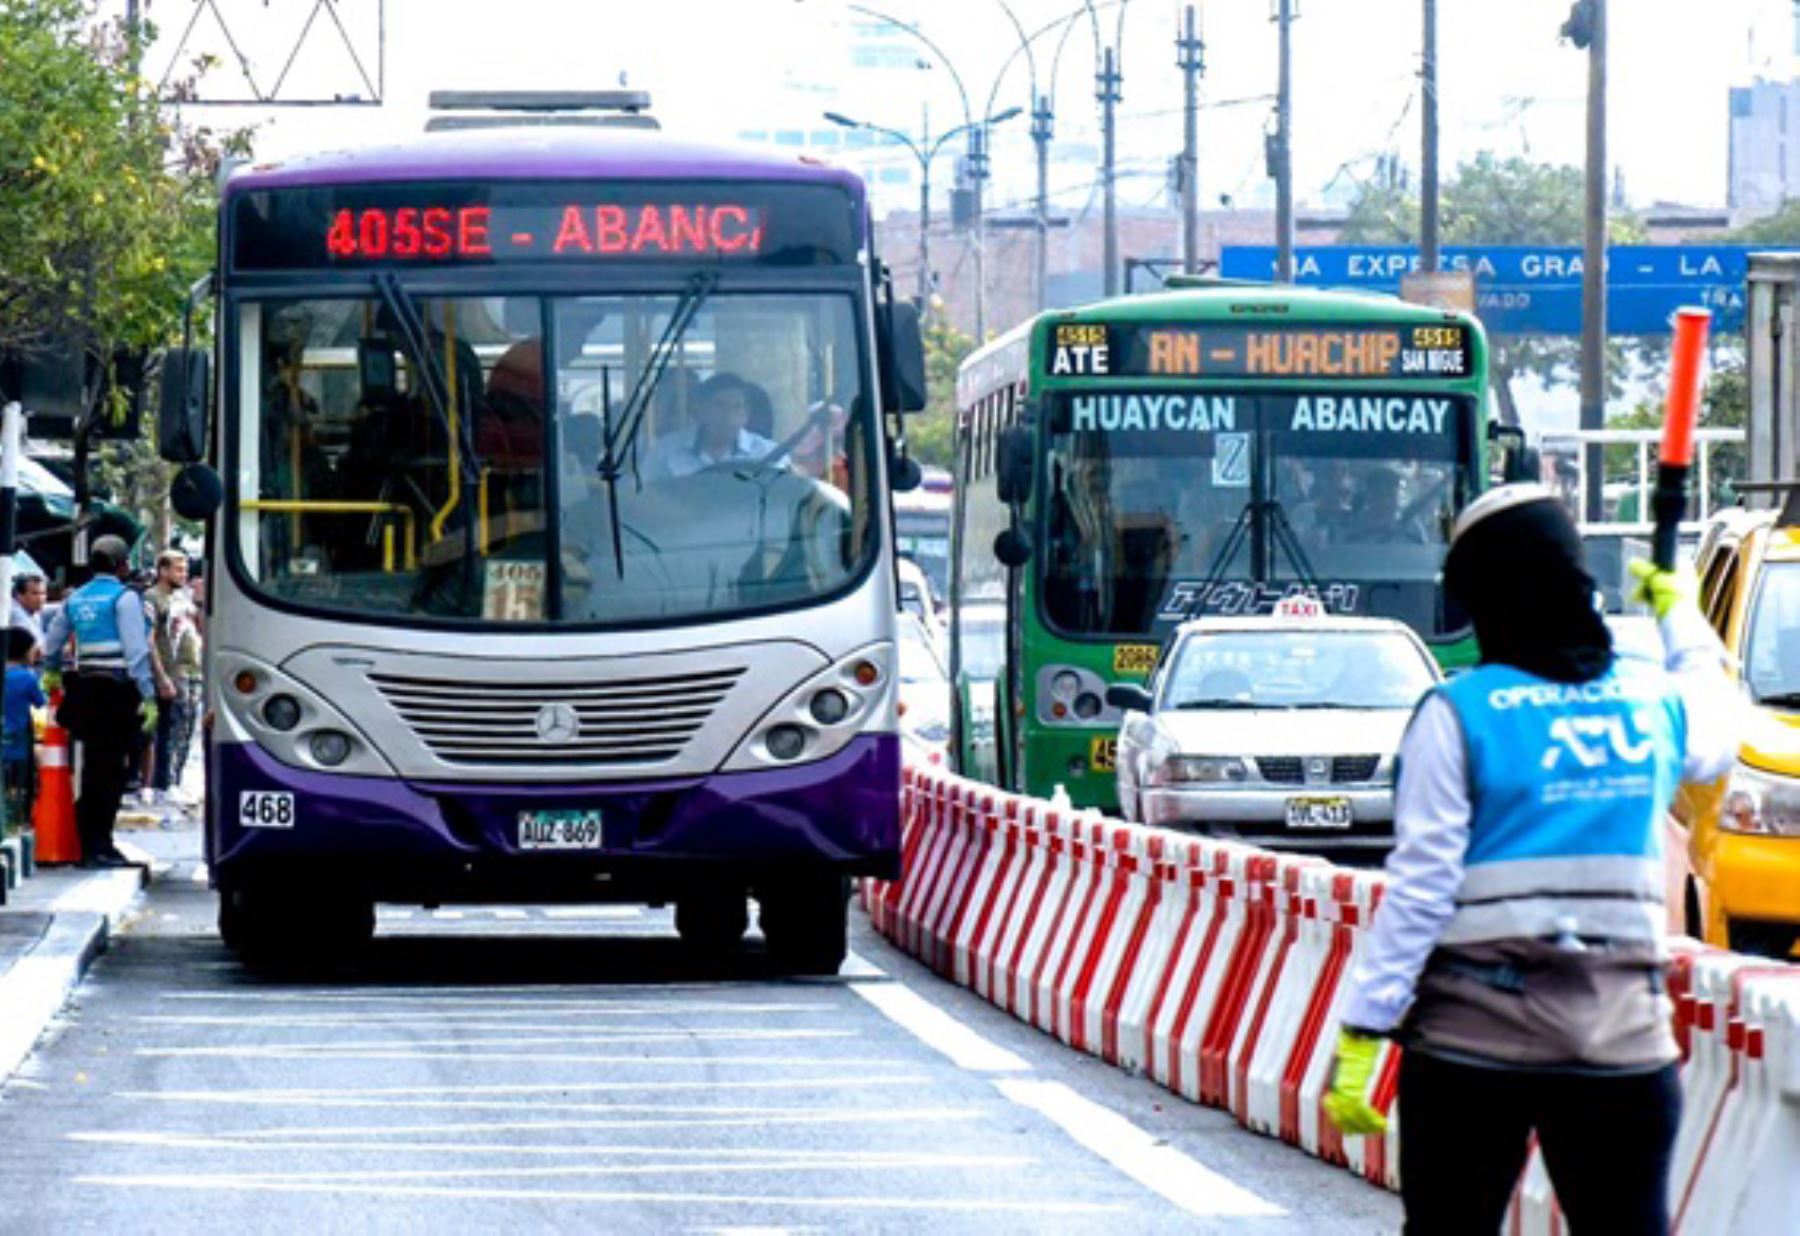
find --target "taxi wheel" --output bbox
[676,893,749,954]
[758,875,850,976]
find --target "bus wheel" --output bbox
[220,884,373,969]
[757,875,850,976]
[675,893,749,955]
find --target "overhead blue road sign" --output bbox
[1217,245,1799,336]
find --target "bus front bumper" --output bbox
[207,735,902,899]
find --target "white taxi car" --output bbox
[1108,604,1442,852]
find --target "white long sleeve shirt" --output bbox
[1339,606,1742,1035]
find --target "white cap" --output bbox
[1449,482,1562,544]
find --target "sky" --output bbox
[126,0,1800,214]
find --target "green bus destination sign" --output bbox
[1045,321,1472,381]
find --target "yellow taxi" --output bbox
[1676,506,1800,956]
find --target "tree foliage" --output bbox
[906,311,975,471]
[0,0,246,546]
[1339,153,1646,427]
[1725,201,1800,245]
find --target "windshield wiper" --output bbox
[1189,496,1321,619]
[1756,691,1800,709]
[1173,699,1264,711]
[592,271,718,577]
[373,271,483,485]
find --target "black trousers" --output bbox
[1398,1049,1681,1235]
[73,675,141,861]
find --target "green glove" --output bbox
[41,669,61,695]
[1627,559,1697,621]
[139,698,158,734]
[1323,1027,1389,1136]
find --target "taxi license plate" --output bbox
[518,809,604,850]
[1285,796,1352,830]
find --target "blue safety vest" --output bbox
[1433,657,1687,947]
[66,576,136,675]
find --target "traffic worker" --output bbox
[41,535,158,868]
[1324,484,1740,1234]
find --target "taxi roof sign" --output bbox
[1272,594,1325,619]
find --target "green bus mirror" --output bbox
[997,426,1034,504]
[994,525,1033,568]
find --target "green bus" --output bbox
[948,281,1501,810]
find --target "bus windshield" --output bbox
[1040,390,1471,638]
[234,289,874,625]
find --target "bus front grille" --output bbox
[367,668,745,767]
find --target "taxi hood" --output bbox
[1155,705,1414,758]
[1740,700,1800,778]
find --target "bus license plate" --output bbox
[1285,796,1352,830]
[518,809,604,850]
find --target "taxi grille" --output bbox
[368,668,744,767]
[1331,755,1382,783]
[1255,755,1381,784]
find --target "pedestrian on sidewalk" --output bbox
[1324,484,1742,1234]
[40,536,157,869]
[143,549,188,806]
[10,571,45,652]
[165,584,203,808]
[2,627,45,835]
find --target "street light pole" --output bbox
[1034,93,1052,309]
[1566,0,1608,521]
[1421,0,1440,272]
[1177,5,1204,275]
[1274,0,1296,283]
[1099,45,1121,296]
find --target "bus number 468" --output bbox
[240,791,296,830]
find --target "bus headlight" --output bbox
[766,724,809,761]
[309,731,353,767]
[809,688,851,725]
[1721,763,1800,836]
[263,695,302,732]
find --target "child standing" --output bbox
[3,626,45,834]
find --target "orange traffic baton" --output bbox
[33,700,78,865]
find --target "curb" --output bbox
[0,865,148,1086]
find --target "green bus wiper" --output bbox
[592,271,718,577]
[1189,496,1322,620]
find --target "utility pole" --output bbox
[1420,0,1440,272]
[1178,5,1204,275]
[971,124,989,339]
[1274,0,1295,283]
[918,158,933,308]
[1577,0,1608,521]
[1033,92,1053,311]
[1099,46,1122,297]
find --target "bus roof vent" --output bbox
[425,90,659,132]
[1161,274,1272,290]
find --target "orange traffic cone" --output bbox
[33,704,79,865]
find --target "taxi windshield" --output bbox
[1160,628,1438,711]
[1745,561,1800,705]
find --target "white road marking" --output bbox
[80,1110,982,1135]
[543,906,641,920]
[840,950,885,979]
[492,909,528,921]
[122,1075,932,1104]
[159,988,809,1004]
[429,910,464,921]
[191,863,209,885]
[376,909,413,920]
[994,1080,1283,1219]
[851,982,1031,1074]
[136,1002,822,1026]
[71,1131,1022,1168]
[74,1176,1122,1215]
[138,1029,853,1056]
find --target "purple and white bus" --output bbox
[160,98,926,971]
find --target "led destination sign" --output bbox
[1045,321,1473,381]
[231,181,856,271]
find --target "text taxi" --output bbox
[1676,506,1800,956]
[1105,599,1441,853]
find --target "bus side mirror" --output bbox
[997,425,1034,504]
[1488,422,1538,484]
[158,347,210,463]
[170,463,223,520]
[879,300,928,414]
[994,526,1033,567]
[1106,683,1153,712]
[890,448,923,492]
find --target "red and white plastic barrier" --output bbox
[864,764,1800,1230]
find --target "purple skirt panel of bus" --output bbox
[209,735,901,878]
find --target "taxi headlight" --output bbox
[1720,763,1800,836]
[1160,755,1250,784]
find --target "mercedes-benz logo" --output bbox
[535,703,580,745]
